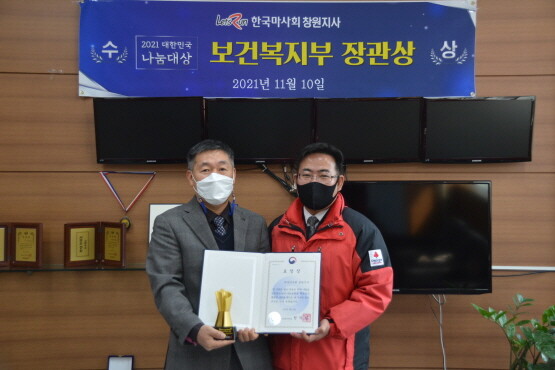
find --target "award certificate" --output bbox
[100,222,126,267]
[64,222,126,268]
[10,223,42,268]
[199,250,321,334]
[64,223,99,267]
[103,227,121,261]
[15,228,37,262]
[70,227,96,262]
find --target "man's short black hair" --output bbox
[187,139,235,170]
[295,142,345,175]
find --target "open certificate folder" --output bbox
[199,250,321,334]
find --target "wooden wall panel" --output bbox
[0,0,553,76]
[0,169,293,265]
[0,0,79,74]
[0,74,97,172]
[371,273,555,369]
[475,0,555,76]
[1,171,553,267]
[0,0,553,369]
[0,271,168,370]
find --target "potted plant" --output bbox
[472,294,555,369]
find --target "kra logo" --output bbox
[369,249,384,267]
[288,256,297,264]
[215,13,248,30]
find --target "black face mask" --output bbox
[296,181,337,210]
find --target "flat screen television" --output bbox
[315,98,422,163]
[204,98,314,163]
[93,97,204,164]
[423,96,535,163]
[341,181,492,294]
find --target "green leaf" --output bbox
[496,311,509,326]
[506,317,519,328]
[522,326,534,340]
[495,310,507,321]
[532,331,555,360]
[506,324,516,338]
[472,304,490,318]
[542,306,555,324]
[475,295,554,369]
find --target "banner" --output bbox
[79,0,476,98]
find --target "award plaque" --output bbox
[64,222,126,268]
[0,224,10,268]
[99,222,126,268]
[10,223,42,269]
[64,222,99,268]
[214,289,236,340]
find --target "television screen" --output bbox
[423,96,535,163]
[205,98,313,163]
[94,97,204,164]
[315,98,422,163]
[341,181,492,294]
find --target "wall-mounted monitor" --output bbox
[341,181,492,294]
[423,96,535,163]
[315,98,422,163]
[94,97,204,164]
[204,98,314,163]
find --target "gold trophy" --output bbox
[214,289,236,340]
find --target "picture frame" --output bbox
[64,222,99,268]
[99,222,126,268]
[10,223,42,269]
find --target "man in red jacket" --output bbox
[269,142,394,370]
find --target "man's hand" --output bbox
[237,328,259,342]
[290,318,330,343]
[196,325,235,351]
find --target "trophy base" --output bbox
[214,326,236,340]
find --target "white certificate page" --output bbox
[260,253,321,333]
[198,250,321,334]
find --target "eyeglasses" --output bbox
[297,173,339,185]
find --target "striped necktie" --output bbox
[213,216,226,237]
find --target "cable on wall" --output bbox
[258,164,296,195]
[429,294,448,370]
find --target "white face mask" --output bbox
[193,172,234,205]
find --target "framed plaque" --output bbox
[100,222,126,268]
[64,222,99,268]
[0,223,10,268]
[10,223,42,268]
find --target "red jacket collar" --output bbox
[281,192,346,229]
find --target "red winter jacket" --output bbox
[269,193,393,370]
